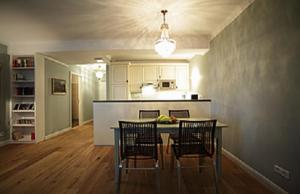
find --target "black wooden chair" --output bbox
[139,110,164,168]
[139,110,160,119]
[118,121,160,192]
[170,120,219,194]
[166,109,190,153]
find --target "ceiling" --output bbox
[0,0,254,63]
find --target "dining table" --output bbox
[111,118,228,187]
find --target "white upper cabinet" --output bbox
[143,65,159,83]
[176,65,189,91]
[128,65,143,92]
[110,63,189,97]
[129,65,143,84]
[110,64,128,84]
[159,65,176,80]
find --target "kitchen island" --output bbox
[93,99,212,145]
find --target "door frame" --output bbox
[70,72,82,127]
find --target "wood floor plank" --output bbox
[0,122,273,194]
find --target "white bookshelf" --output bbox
[10,55,36,143]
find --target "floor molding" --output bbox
[222,148,288,194]
[0,140,10,147]
[80,119,93,126]
[45,127,72,140]
[45,119,93,140]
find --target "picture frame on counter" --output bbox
[51,78,66,95]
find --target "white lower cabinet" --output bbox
[109,63,129,100]
[111,85,128,100]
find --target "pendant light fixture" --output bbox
[154,10,176,58]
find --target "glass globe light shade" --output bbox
[95,71,104,79]
[154,38,176,58]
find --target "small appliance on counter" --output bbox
[191,94,198,100]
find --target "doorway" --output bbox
[71,74,80,127]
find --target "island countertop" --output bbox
[93,99,211,103]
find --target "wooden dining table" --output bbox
[111,118,228,187]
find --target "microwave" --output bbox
[158,80,177,90]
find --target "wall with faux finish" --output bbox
[44,59,70,135]
[0,44,10,141]
[193,0,300,192]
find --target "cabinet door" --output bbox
[176,65,189,91]
[111,65,128,85]
[129,65,143,92]
[111,85,128,100]
[143,66,159,82]
[160,65,176,80]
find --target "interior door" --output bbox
[71,74,79,127]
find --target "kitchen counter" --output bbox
[93,99,212,145]
[93,99,211,103]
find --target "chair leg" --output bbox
[211,159,219,194]
[198,156,203,173]
[176,159,181,194]
[117,163,122,194]
[125,159,129,174]
[170,147,175,171]
[160,143,164,169]
[155,161,160,194]
[166,136,170,154]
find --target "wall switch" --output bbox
[274,164,290,180]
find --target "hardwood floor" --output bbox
[0,122,273,194]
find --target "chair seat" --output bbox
[124,145,157,159]
[169,133,201,144]
[136,134,163,144]
[172,143,211,158]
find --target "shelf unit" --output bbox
[10,55,36,143]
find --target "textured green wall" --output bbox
[0,44,10,141]
[193,0,300,192]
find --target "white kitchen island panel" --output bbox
[93,99,211,145]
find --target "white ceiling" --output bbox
[0,0,254,62]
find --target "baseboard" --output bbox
[222,148,288,194]
[45,127,72,140]
[80,119,93,126]
[0,140,10,147]
[45,120,93,140]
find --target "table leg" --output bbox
[114,128,120,193]
[216,127,222,177]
